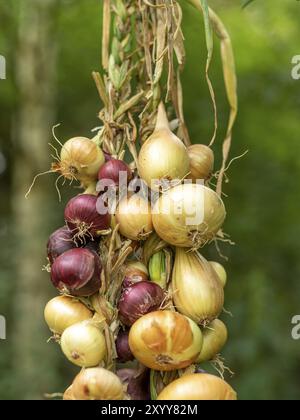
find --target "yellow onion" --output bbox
[197,319,228,363]
[172,249,224,325]
[63,385,76,400]
[187,144,214,182]
[116,195,153,241]
[152,183,226,248]
[210,261,227,288]
[138,103,190,191]
[157,373,237,400]
[128,310,203,371]
[44,296,93,335]
[59,137,105,183]
[60,321,106,367]
[123,260,149,288]
[72,368,124,400]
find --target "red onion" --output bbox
[118,281,165,326]
[50,248,101,296]
[116,330,134,363]
[98,159,132,185]
[64,194,110,241]
[103,151,113,162]
[117,368,150,400]
[47,226,75,264]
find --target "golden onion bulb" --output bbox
[72,368,124,400]
[197,319,228,363]
[60,321,106,367]
[187,144,214,182]
[59,137,105,182]
[63,385,76,400]
[138,103,190,191]
[152,183,226,248]
[172,249,224,325]
[44,296,93,335]
[128,310,203,371]
[157,373,237,400]
[116,195,153,241]
[210,261,227,288]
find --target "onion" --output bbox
[172,249,224,325]
[60,321,106,367]
[117,368,151,400]
[47,226,75,264]
[44,296,93,335]
[116,195,153,241]
[210,261,227,288]
[50,248,102,297]
[187,144,214,182]
[152,184,226,248]
[123,261,149,289]
[72,368,124,400]
[63,385,76,400]
[59,137,105,182]
[128,310,203,371]
[138,102,190,191]
[103,151,113,162]
[197,319,228,363]
[98,158,132,187]
[64,194,110,240]
[116,330,134,363]
[118,281,165,326]
[157,373,237,400]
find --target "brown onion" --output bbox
[187,144,214,182]
[210,261,227,288]
[197,319,228,363]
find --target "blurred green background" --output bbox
[1,0,300,400]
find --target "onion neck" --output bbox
[155,102,171,132]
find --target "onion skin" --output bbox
[210,261,227,288]
[157,373,237,400]
[64,194,111,239]
[138,103,190,191]
[128,310,203,371]
[44,296,93,335]
[123,261,149,289]
[187,144,214,182]
[116,330,134,363]
[60,322,106,367]
[118,281,165,326]
[63,385,76,400]
[116,195,153,241]
[197,319,228,363]
[50,248,101,297]
[72,368,124,400]
[152,184,226,248]
[98,158,132,186]
[60,137,105,182]
[172,249,224,325]
[47,226,75,264]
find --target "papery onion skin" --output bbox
[65,194,111,239]
[210,261,227,288]
[116,195,153,241]
[50,248,102,297]
[157,373,237,400]
[98,158,132,186]
[172,249,224,325]
[187,144,214,182]
[197,319,228,363]
[123,261,149,289]
[152,184,226,248]
[72,368,124,400]
[60,322,106,367]
[128,310,203,371]
[116,330,134,363]
[118,281,165,326]
[60,137,105,182]
[47,226,75,264]
[138,103,190,192]
[44,296,93,335]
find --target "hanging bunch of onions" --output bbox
[116,195,153,241]
[197,319,228,363]
[152,183,226,248]
[60,321,106,367]
[172,248,224,325]
[138,102,190,192]
[157,373,237,400]
[44,296,93,335]
[71,368,124,400]
[210,261,227,288]
[128,310,203,371]
[187,144,214,182]
[57,137,105,183]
